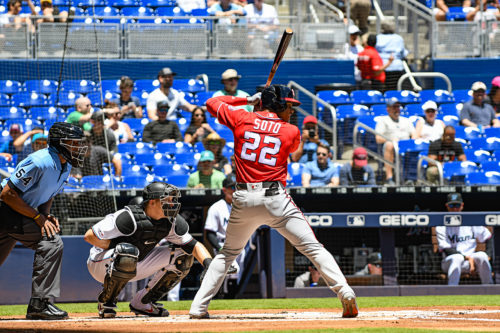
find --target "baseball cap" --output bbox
[471,81,487,92]
[199,150,215,162]
[32,133,48,143]
[353,147,368,167]
[447,192,463,205]
[158,67,177,77]
[367,252,382,265]
[303,115,318,125]
[386,97,401,107]
[421,100,438,111]
[222,174,236,188]
[9,123,23,133]
[157,100,170,111]
[41,0,52,4]
[348,25,360,35]
[492,76,500,88]
[221,69,241,81]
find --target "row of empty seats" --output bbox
[1,0,178,9]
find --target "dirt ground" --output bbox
[1,306,500,332]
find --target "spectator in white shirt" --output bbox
[415,100,445,141]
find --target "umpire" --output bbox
[0,122,87,320]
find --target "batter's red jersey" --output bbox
[206,96,301,186]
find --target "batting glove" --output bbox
[227,261,239,275]
[247,92,261,106]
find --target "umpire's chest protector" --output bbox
[109,205,173,261]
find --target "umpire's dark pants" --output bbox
[0,203,63,300]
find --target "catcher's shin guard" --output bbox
[141,252,194,304]
[98,243,139,305]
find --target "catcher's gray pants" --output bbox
[442,252,493,285]
[0,218,63,300]
[190,184,354,316]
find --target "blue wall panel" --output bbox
[432,58,500,90]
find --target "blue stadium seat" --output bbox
[131,91,149,106]
[121,164,151,177]
[484,127,500,138]
[384,90,420,104]
[207,118,226,132]
[117,141,155,156]
[88,6,122,23]
[121,175,160,189]
[336,104,368,145]
[53,91,83,107]
[122,118,149,135]
[121,6,155,22]
[440,103,462,117]
[217,128,233,142]
[176,117,190,133]
[466,171,500,185]
[52,0,69,6]
[60,80,97,94]
[81,175,115,190]
[4,118,42,131]
[24,80,58,95]
[316,90,351,106]
[452,89,472,103]
[446,6,467,21]
[156,5,185,16]
[43,119,60,130]
[140,0,176,7]
[397,139,429,153]
[0,93,11,106]
[87,91,120,106]
[135,152,171,167]
[465,149,493,164]
[287,163,304,187]
[481,161,500,172]
[173,79,206,93]
[443,161,480,183]
[454,126,481,141]
[336,104,369,119]
[370,104,387,116]
[442,115,460,127]
[110,0,139,7]
[419,89,454,104]
[350,90,384,106]
[76,0,107,7]
[100,79,121,94]
[0,107,26,120]
[12,92,47,107]
[154,163,190,177]
[164,174,190,187]
[469,137,500,151]
[0,80,21,95]
[191,8,208,17]
[404,103,424,116]
[134,79,159,93]
[174,153,199,168]
[398,139,430,181]
[156,141,193,155]
[195,91,215,106]
[193,141,204,152]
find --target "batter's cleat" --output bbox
[98,302,117,319]
[189,312,210,319]
[129,303,169,317]
[341,295,358,318]
[26,298,68,320]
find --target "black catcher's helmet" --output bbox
[48,122,87,167]
[143,181,181,219]
[261,84,301,113]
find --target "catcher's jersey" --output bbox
[436,226,491,257]
[206,96,300,186]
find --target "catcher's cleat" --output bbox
[189,312,210,319]
[341,295,358,318]
[129,303,169,317]
[98,302,117,319]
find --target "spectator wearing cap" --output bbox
[354,252,383,276]
[436,193,493,286]
[66,96,93,132]
[207,0,245,25]
[0,124,24,159]
[460,81,500,128]
[89,111,117,153]
[203,132,231,175]
[294,261,321,288]
[187,150,226,189]
[344,25,364,87]
[291,115,321,163]
[110,76,143,119]
[213,69,253,112]
[71,133,122,178]
[37,0,68,23]
[357,34,394,91]
[302,142,339,187]
[415,100,445,141]
[427,125,466,184]
[486,76,500,115]
[339,147,375,186]
[350,0,371,35]
[146,67,202,121]
[142,100,183,145]
[375,97,417,185]
[13,128,48,162]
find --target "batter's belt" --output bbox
[236,181,283,196]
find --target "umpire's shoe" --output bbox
[341,294,359,318]
[98,302,117,318]
[26,298,68,320]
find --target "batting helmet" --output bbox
[48,122,87,167]
[261,84,301,113]
[143,182,181,219]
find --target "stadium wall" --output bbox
[432,58,500,90]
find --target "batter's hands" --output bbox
[247,92,261,106]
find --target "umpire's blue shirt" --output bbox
[1,146,71,208]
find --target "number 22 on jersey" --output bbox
[240,119,282,167]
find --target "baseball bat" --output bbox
[265,28,293,87]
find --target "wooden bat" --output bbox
[265,28,293,87]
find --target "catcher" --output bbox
[84,181,214,318]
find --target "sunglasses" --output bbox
[448,203,461,208]
[208,141,221,145]
[194,113,204,117]
[34,140,47,145]
[157,109,168,113]
[425,109,436,113]
[317,152,328,156]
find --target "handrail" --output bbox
[402,60,422,92]
[372,0,385,34]
[397,72,452,93]
[308,3,320,24]
[287,80,338,161]
[353,122,401,186]
[417,155,444,186]
[195,74,209,91]
[316,0,344,21]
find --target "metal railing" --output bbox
[397,72,452,92]
[287,80,338,161]
[353,122,401,185]
[417,155,444,186]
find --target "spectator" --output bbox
[434,0,472,21]
[460,81,500,128]
[426,125,466,183]
[243,0,279,49]
[89,111,117,153]
[0,123,24,158]
[485,76,500,115]
[66,96,93,132]
[415,100,445,141]
[0,0,36,30]
[184,108,214,145]
[187,150,225,189]
[142,101,183,144]
[13,128,47,162]
[37,0,68,23]
[354,252,383,276]
[176,0,217,13]
[344,25,364,87]
[357,34,393,91]
[104,101,135,143]
[466,0,499,23]
[375,97,417,185]
[290,115,321,163]
[376,21,409,91]
[436,193,493,285]
[71,133,122,178]
[213,69,253,112]
[294,263,321,288]
[301,142,339,187]
[146,67,200,121]
[339,147,376,186]
[111,76,143,119]
[350,0,371,35]
[208,0,245,25]
[202,132,231,175]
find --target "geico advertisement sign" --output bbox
[486,215,500,225]
[307,215,333,227]
[379,215,429,226]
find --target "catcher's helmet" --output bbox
[261,84,301,113]
[143,181,181,219]
[48,122,87,167]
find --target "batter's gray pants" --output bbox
[0,218,63,300]
[190,185,354,316]
[441,252,493,285]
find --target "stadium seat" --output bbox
[370,104,387,116]
[53,91,83,107]
[134,79,159,93]
[0,80,22,95]
[403,103,424,116]
[172,79,206,93]
[484,127,500,138]
[122,118,149,135]
[174,152,200,168]
[0,93,11,106]
[176,117,189,133]
[109,0,139,7]
[469,137,500,151]
[117,141,155,156]
[443,161,480,183]
[121,164,151,177]
[442,115,460,127]
[419,89,454,104]
[466,171,500,185]
[287,163,304,186]
[60,80,97,94]
[398,139,430,181]
[350,90,384,106]
[156,141,193,155]
[440,103,463,117]
[24,80,58,95]
[89,6,122,23]
[316,90,351,105]
[131,91,149,106]
[191,8,208,17]
[121,175,160,189]
[193,141,204,152]
[464,149,493,164]
[121,6,155,22]
[454,126,481,141]
[164,174,190,187]
[154,163,190,177]
[5,118,42,131]
[135,152,171,167]
[76,0,107,7]
[0,106,26,120]
[100,79,121,94]
[140,0,176,7]
[81,175,115,190]
[481,161,500,172]
[452,89,472,103]
[336,105,368,145]
[446,6,467,21]
[397,139,430,154]
[195,91,215,106]
[87,91,120,106]
[12,92,47,107]
[384,90,420,104]
[218,128,233,142]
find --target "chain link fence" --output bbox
[433,21,480,58]
[0,23,31,59]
